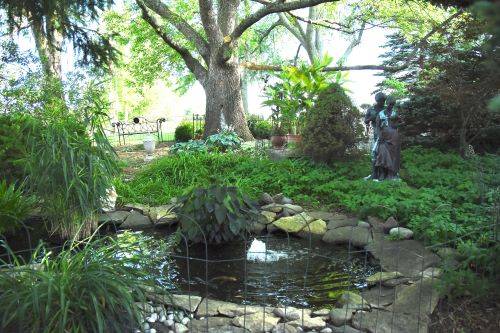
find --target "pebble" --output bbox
[320,328,333,333]
[147,313,158,323]
[167,314,174,321]
[159,315,166,322]
[149,329,157,333]
[174,323,189,333]
[181,317,190,325]
[142,323,150,331]
[165,319,174,327]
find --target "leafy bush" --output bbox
[247,115,272,139]
[176,185,260,244]
[302,83,364,162]
[205,130,242,152]
[170,140,207,155]
[0,181,34,235]
[174,122,194,142]
[0,233,168,333]
[21,84,119,239]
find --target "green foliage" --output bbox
[263,56,337,133]
[438,240,500,300]
[0,113,26,181]
[176,185,260,244]
[247,115,272,140]
[302,83,364,163]
[0,233,168,333]
[171,130,242,155]
[5,79,119,239]
[204,130,242,152]
[170,140,207,155]
[0,181,34,235]
[117,147,498,247]
[174,122,194,142]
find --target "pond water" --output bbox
[143,230,378,309]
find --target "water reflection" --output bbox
[137,231,377,309]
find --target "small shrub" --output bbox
[170,140,207,155]
[302,83,364,163]
[0,233,169,333]
[0,114,27,181]
[174,122,194,142]
[0,181,34,234]
[176,185,260,244]
[205,130,242,152]
[247,115,272,139]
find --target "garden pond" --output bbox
[126,230,379,309]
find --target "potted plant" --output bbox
[271,125,287,148]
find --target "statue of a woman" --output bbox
[372,96,401,180]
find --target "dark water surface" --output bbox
[143,230,378,309]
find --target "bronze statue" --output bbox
[372,96,401,181]
[364,92,386,180]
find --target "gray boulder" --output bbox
[327,215,358,230]
[322,226,373,248]
[260,192,274,205]
[120,211,152,229]
[98,210,130,225]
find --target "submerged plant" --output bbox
[0,232,169,333]
[176,185,260,244]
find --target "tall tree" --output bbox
[0,0,116,80]
[136,0,335,140]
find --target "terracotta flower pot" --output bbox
[271,135,287,148]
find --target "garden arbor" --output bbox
[137,0,336,140]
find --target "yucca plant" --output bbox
[0,232,168,333]
[0,181,34,234]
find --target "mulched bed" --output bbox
[429,295,500,333]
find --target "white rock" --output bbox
[167,314,174,321]
[147,313,158,323]
[159,315,167,322]
[389,227,414,239]
[174,323,189,333]
[181,317,190,325]
[142,323,150,331]
[320,328,333,333]
[149,329,157,333]
[165,319,174,327]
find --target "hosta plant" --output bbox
[176,185,260,244]
[205,130,242,152]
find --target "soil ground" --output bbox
[429,296,500,333]
[114,141,171,179]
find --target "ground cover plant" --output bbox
[117,147,499,245]
[0,232,169,333]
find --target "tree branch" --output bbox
[231,0,337,41]
[138,2,207,84]
[139,0,209,62]
[241,62,393,72]
[198,0,223,45]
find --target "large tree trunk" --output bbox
[204,58,253,140]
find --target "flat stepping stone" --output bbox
[365,234,441,277]
[232,311,280,332]
[389,277,440,318]
[308,211,337,221]
[352,309,428,333]
[189,317,233,332]
[361,286,397,307]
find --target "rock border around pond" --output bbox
[102,197,444,333]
